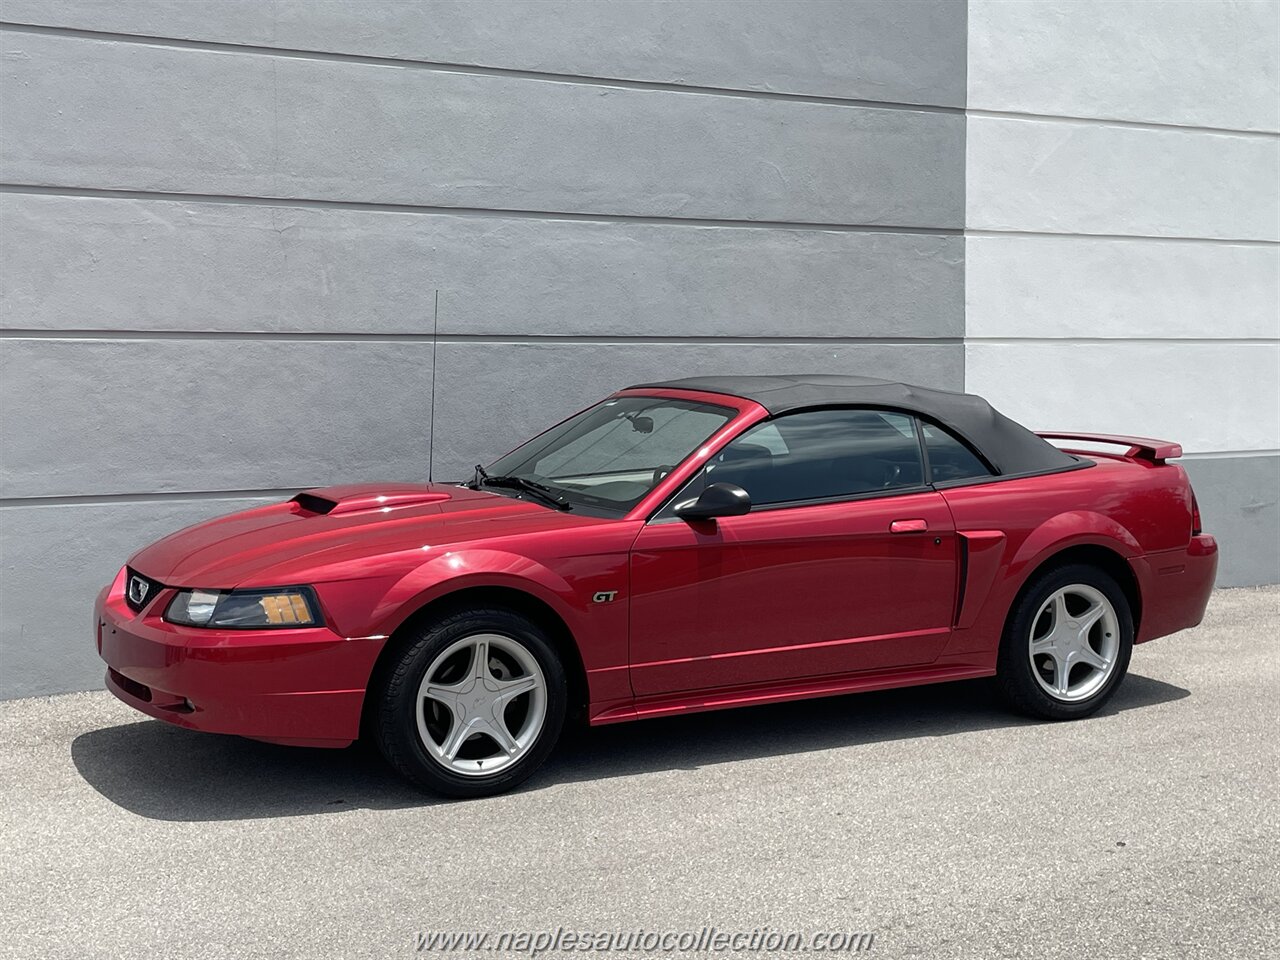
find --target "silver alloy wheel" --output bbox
[1027,584,1121,702]
[416,633,547,777]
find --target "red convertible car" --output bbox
[96,375,1217,797]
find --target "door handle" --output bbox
[890,519,928,534]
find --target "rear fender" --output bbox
[956,511,1143,657]
[1009,511,1142,584]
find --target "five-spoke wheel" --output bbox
[1027,584,1120,702]
[997,563,1133,720]
[416,634,547,776]
[373,607,567,798]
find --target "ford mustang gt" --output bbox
[96,375,1217,797]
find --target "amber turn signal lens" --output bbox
[257,593,316,625]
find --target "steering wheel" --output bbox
[881,463,901,488]
[652,464,675,485]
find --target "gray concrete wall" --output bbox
[0,1,967,697]
[965,0,1280,587]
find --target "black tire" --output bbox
[373,607,567,798]
[995,563,1134,721]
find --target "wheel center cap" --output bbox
[454,681,493,715]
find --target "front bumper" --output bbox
[95,568,382,747]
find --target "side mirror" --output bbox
[674,482,751,521]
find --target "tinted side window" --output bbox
[922,422,993,482]
[707,410,925,506]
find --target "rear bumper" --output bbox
[1132,534,1218,644]
[95,569,381,747]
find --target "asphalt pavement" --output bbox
[2,586,1277,960]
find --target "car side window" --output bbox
[703,409,925,507]
[921,422,993,482]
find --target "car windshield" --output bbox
[481,396,736,517]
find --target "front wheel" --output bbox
[996,564,1134,720]
[373,607,567,798]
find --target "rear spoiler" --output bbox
[1036,432,1183,463]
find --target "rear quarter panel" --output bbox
[941,457,1194,661]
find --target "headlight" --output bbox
[165,587,321,629]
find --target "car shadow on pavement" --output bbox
[71,673,1187,822]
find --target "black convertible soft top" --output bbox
[629,374,1077,477]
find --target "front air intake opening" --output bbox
[108,668,152,703]
[292,493,337,515]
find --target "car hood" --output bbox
[128,482,609,588]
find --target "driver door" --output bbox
[628,409,957,697]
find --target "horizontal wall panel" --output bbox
[430,341,964,479]
[965,342,1280,455]
[965,235,1280,339]
[1181,454,1280,588]
[0,32,965,227]
[969,0,1280,132]
[0,193,964,339]
[0,0,968,107]
[966,116,1280,240]
[0,339,433,497]
[0,495,278,698]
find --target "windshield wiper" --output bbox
[471,465,571,511]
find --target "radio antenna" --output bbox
[427,288,439,482]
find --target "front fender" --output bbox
[360,546,633,705]
[371,548,583,638]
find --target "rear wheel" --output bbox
[373,607,567,798]
[996,563,1133,720]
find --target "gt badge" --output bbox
[592,591,618,604]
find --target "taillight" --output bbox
[1190,490,1202,536]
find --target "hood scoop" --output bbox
[291,484,454,517]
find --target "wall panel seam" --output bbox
[0,21,964,115]
[0,185,964,236]
[8,23,1275,137]
[968,108,1279,140]
[964,229,1277,247]
[10,186,1275,245]
[1179,450,1280,460]
[14,188,1270,244]
[0,332,965,345]
[0,490,302,508]
[964,338,1278,346]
